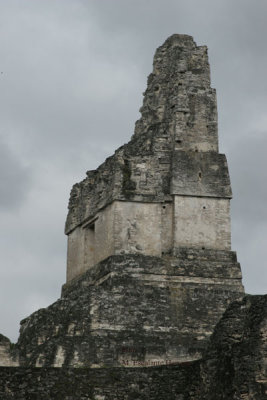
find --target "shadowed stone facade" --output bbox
[0,295,266,399]
[0,34,265,399]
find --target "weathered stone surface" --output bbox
[0,334,18,367]
[194,294,267,399]
[171,151,232,198]
[14,252,243,368]
[132,34,218,152]
[0,295,265,399]
[0,363,199,400]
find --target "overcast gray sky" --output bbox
[0,0,266,342]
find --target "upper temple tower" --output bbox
[65,34,232,283]
[13,35,244,369]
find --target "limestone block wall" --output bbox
[83,223,95,271]
[113,201,173,257]
[66,227,85,282]
[174,196,231,250]
[171,151,232,198]
[67,203,116,282]
[94,202,115,265]
[67,194,231,282]
[66,200,173,282]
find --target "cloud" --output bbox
[230,131,267,223]
[0,137,32,211]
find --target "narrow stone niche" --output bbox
[83,221,95,270]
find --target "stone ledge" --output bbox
[62,251,242,297]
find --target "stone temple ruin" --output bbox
[66,33,232,283]
[0,34,266,399]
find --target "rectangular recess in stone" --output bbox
[171,150,232,198]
